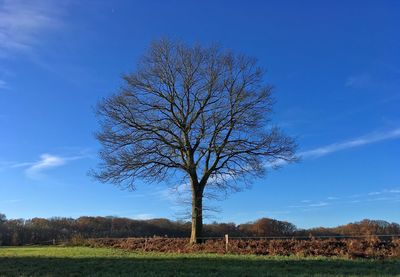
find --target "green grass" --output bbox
[0,246,399,276]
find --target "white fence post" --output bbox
[225,234,229,252]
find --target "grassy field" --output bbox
[0,246,399,276]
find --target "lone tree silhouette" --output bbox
[92,39,297,243]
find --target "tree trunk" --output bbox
[189,190,203,244]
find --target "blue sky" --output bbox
[0,0,399,229]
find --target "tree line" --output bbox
[0,213,399,246]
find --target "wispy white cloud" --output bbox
[300,128,400,158]
[0,199,22,204]
[25,154,66,178]
[291,188,400,211]
[284,188,400,213]
[345,74,373,89]
[288,202,329,209]
[0,0,61,56]
[256,210,291,215]
[367,191,382,196]
[266,128,400,168]
[0,79,7,89]
[327,196,339,200]
[308,202,329,207]
[134,213,154,220]
[121,186,181,203]
[349,200,361,203]
[365,189,400,197]
[26,153,90,178]
[265,159,289,168]
[344,189,400,202]
[345,72,399,91]
[0,0,66,89]
[1,151,89,178]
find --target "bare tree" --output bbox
[92,39,297,243]
[0,213,6,223]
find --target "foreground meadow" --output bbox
[0,246,399,276]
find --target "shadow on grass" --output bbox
[0,256,399,276]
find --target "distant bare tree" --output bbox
[92,39,297,243]
[0,213,6,223]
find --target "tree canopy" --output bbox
[92,39,297,243]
